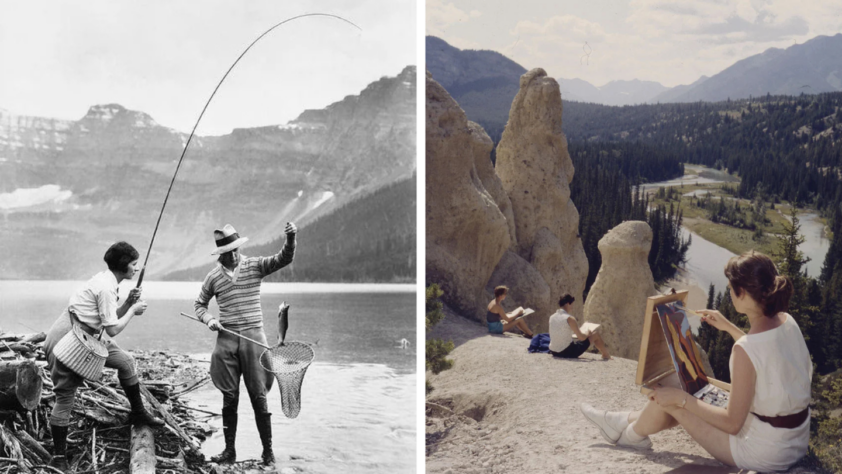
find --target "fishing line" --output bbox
[136,13,362,286]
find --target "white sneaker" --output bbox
[617,425,653,450]
[580,403,629,444]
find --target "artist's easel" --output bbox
[635,290,731,395]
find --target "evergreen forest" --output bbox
[567,143,689,293]
[163,176,416,283]
[562,93,842,214]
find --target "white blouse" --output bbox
[729,313,812,417]
[549,309,574,352]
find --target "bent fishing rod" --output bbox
[135,13,361,287]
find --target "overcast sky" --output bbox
[0,0,416,135]
[427,0,842,88]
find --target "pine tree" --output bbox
[425,284,454,393]
[707,283,715,310]
[698,284,718,351]
[771,205,814,338]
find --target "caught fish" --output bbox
[278,301,290,346]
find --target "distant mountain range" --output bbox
[0,66,416,281]
[652,33,842,103]
[558,77,669,105]
[426,36,525,130]
[426,34,842,131]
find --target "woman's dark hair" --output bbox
[558,293,575,307]
[724,250,793,317]
[104,242,139,273]
[494,286,509,298]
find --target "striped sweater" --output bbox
[194,238,295,331]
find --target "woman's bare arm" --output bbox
[105,301,146,337]
[490,302,522,322]
[683,345,755,435]
[567,316,589,341]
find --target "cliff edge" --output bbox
[425,311,816,474]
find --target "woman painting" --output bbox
[580,251,811,472]
[44,242,163,471]
[486,285,534,338]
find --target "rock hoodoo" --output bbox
[426,71,512,317]
[495,68,588,317]
[469,121,517,246]
[425,67,589,330]
[584,221,658,360]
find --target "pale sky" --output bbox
[427,0,842,88]
[0,0,416,135]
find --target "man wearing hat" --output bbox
[194,222,297,466]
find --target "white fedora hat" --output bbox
[211,224,249,255]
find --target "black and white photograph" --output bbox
[0,1,417,472]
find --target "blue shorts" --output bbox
[487,321,504,334]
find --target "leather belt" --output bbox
[753,408,809,429]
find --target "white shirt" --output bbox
[67,271,120,329]
[549,309,574,352]
[729,313,812,417]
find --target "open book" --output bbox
[512,307,534,320]
[575,322,601,338]
[651,301,729,408]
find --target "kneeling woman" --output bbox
[486,286,534,338]
[44,242,163,470]
[581,251,811,472]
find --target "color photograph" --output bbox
[425,0,842,472]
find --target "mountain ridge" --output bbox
[0,66,416,281]
[427,33,842,134]
[656,33,842,102]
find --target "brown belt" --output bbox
[753,408,809,429]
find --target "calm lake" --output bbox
[0,280,417,473]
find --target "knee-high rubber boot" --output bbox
[49,424,69,471]
[122,381,165,427]
[255,413,274,466]
[211,409,237,464]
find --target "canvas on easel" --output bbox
[636,290,731,407]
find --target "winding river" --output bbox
[647,166,829,294]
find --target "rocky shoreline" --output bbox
[0,330,296,473]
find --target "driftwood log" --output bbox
[15,430,50,464]
[0,423,30,473]
[130,425,156,473]
[0,334,214,473]
[139,385,202,453]
[0,360,42,411]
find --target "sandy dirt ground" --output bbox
[425,307,817,474]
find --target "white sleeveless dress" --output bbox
[728,313,812,472]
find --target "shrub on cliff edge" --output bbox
[426,284,454,394]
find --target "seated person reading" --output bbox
[486,286,534,338]
[549,294,611,360]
